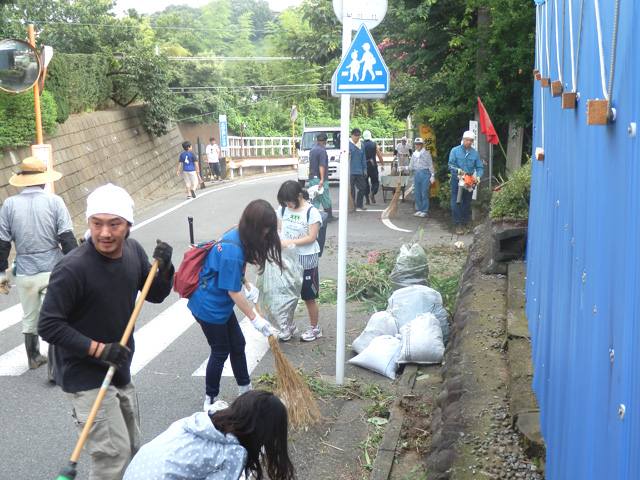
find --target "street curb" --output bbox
[370,364,419,480]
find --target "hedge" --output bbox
[0,89,58,153]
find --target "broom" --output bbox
[57,260,160,480]
[381,166,404,220]
[246,281,322,428]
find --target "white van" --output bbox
[296,126,342,186]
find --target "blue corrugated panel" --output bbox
[527,1,639,479]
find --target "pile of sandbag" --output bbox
[349,285,449,379]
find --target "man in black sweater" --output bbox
[39,183,174,480]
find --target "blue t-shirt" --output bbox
[180,151,197,172]
[187,229,245,324]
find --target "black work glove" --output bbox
[98,342,132,369]
[153,239,173,273]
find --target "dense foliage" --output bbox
[490,158,531,219]
[0,89,57,152]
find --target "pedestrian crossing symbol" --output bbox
[334,23,389,95]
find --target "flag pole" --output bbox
[489,143,493,189]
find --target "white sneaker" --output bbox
[413,211,422,217]
[204,394,219,411]
[238,383,252,395]
[418,211,428,218]
[301,326,322,342]
[278,323,298,341]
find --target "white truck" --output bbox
[296,126,342,187]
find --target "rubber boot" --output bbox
[47,345,55,382]
[326,207,337,222]
[25,334,48,369]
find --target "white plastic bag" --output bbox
[397,313,445,364]
[348,335,402,379]
[352,311,398,354]
[387,285,450,344]
[388,243,430,290]
[256,245,302,330]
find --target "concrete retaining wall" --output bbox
[1,107,185,231]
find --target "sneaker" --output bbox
[358,205,367,211]
[187,196,192,200]
[301,326,322,342]
[191,189,197,199]
[238,382,252,395]
[278,323,298,341]
[463,224,471,234]
[370,194,376,204]
[418,211,428,218]
[204,394,219,411]
[413,211,422,217]
[455,224,464,235]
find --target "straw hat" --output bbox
[9,157,62,187]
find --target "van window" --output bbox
[301,131,341,150]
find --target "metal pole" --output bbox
[335,13,352,386]
[489,143,493,189]
[28,25,43,145]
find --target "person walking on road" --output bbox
[0,157,77,373]
[394,136,412,169]
[448,130,483,234]
[308,133,336,222]
[187,199,282,411]
[177,141,201,199]
[348,128,368,210]
[39,183,175,480]
[402,138,436,218]
[123,390,295,480]
[276,180,323,342]
[362,130,385,205]
[206,137,222,182]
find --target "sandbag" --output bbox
[348,335,402,380]
[397,313,445,364]
[387,285,450,344]
[352,311,398,354]
[256,245,302,330]
[388,243,429,290]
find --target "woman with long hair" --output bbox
[187,200,284,410]
[276,180,323,342]
[124,390,296,480]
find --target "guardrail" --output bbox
[223,136,397,158]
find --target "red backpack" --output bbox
[173,239,239,298]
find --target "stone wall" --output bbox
[0,107,185,231]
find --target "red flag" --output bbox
[477,97,499,145]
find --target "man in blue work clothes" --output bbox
[309,133,336,222]
[448,130,483,234]
[348,128,368,210]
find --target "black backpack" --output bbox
[281,206,328,257]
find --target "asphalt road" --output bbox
[0,171,458,479]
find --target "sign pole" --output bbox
[335,13,352,386]
[28,25,43,145]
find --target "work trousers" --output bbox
[450,175,473,225]
[197,311,251,399]
[310,177,332,210]
[15,271,50,335]
[67,383,140,480]
[413,169,432,214]
[364,160,380,196]
[350,173,368,208]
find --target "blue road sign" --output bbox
[334,23,389,95]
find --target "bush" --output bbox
[0,89,57,153]
[490,158,531,220]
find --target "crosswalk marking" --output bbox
[0,303,23,333]
[0,339,49,376]
[192,314,270,377]
[130,299,195,375]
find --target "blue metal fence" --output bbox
[527,1,639,478]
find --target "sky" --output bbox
[110,0,303,16]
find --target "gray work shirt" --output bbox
[0,187,73,275]
[408,149,435,176]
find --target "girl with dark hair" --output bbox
[187,200,284,411]
[124,390,296,480]
[276,180,323,342]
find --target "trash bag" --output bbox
[352,311,398,354]
[256,244,302,330]
[388,243,429,290]
[348,334,402,379]
[387,285,450,344]
[397,313,445,364]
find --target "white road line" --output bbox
[0,340,48,376]
[0,304,23,333]
[381,218,412,232]
[192,314,270,377]
[130,299,195,375]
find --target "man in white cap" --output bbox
[401,137,436,218]
[0,156,77,372]
[448,130,483,234]
[394,136,412,169]
[39,183,175,479]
